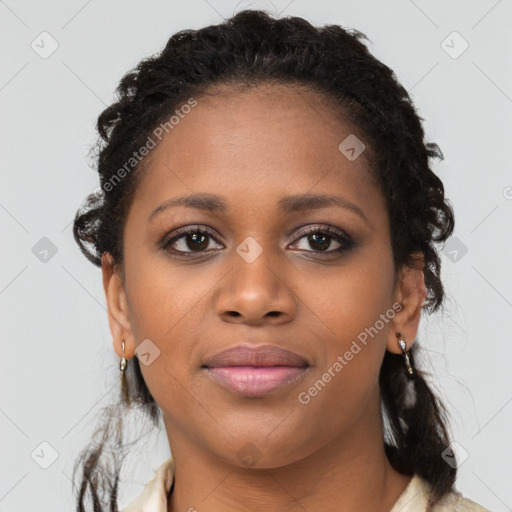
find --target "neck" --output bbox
[164,391,412,512]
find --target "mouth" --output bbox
[202,344,310,397]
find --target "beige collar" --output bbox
[121,457,490,512]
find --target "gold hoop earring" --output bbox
[396,332,415,377]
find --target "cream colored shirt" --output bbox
[121,457,492,512]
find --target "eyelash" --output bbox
[160,224,355,259]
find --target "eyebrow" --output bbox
[148,193,370,225]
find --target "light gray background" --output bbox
[1,0,511,510]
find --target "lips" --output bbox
[202,344,309,368]
[202,344,310,397]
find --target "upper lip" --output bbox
[203,344,309,368]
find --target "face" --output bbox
[103,83,424,469]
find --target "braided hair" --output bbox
[72,9,456,511]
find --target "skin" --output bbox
[102,83,427,512]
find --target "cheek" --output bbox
[303,250,395,339]
[297,251,395,403]
[123,252,219,399]
[296,290,392,438]
[124,247,208,341]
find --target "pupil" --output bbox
[187,233,208,251]
[310,234,329,251]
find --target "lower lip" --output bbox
[205,366,308,397]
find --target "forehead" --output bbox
[129,83,383,221]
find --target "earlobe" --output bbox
[101,252,135,359]
[386,253,427,355]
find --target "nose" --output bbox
[215,242,297,326]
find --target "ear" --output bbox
[101,252,135,359]
[386,252,427,354]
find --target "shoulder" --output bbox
[434,487,492,512]
[120,457,175,512]
[390,473,493,512]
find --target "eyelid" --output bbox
[162,223,349,245]
[288,224,354,253]
[161,224,222,245]
[291,223,351,241]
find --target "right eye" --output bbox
[161,226,224,256]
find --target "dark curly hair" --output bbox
[72,9,456,512]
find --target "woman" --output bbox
[72,9,492,512]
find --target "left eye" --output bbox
[290,227,352,253]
